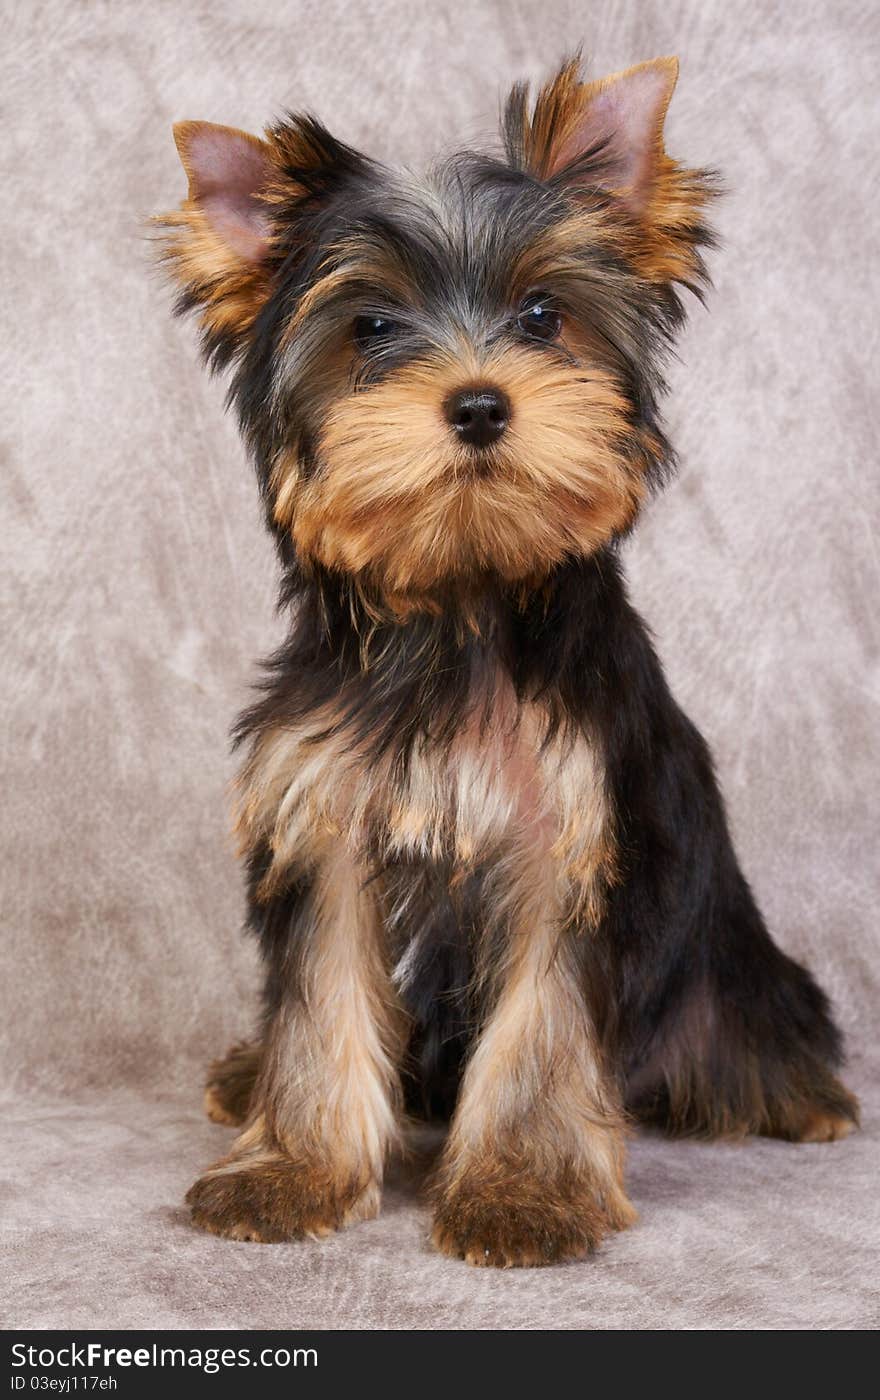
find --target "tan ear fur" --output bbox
[153,121,278,350]
[508,57,717,287]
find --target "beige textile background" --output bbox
[2,0,878,1329]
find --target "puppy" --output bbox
[156,56,858,1266]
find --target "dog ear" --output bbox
[156,115,371,363]
[173,122,275,262]
[504,57,716,288]
[155,121,278,361]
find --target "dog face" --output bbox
[157,59,714,603]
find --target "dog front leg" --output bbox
[187,844,405,1242]
[431,866,635,1267]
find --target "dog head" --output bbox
[157,58,715,606]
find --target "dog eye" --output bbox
[354,315,398,349]
[516,295,562,342]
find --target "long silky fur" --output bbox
[158,57,857,1264]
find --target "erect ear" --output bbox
[154,121,278,361]
[527,58,679,212]
[174,121,275,261]
[504,57,716,287]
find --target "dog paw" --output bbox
[793,1111,857,1143]
[186,1154,378,1243]
[768,1079,860,1143]
[431,1169,635,1268]
[203,1084,246,1127]
[203,1042,261,1127]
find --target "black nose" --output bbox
[446,387,510,448]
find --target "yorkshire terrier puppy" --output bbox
[156,56,858,1266]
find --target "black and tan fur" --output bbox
[155,56,858,1267]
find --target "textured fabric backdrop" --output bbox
[2,0,878,1330]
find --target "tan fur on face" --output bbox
[278,240,419,353]
[276,343,644,595]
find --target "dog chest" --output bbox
[236,695,614,920]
